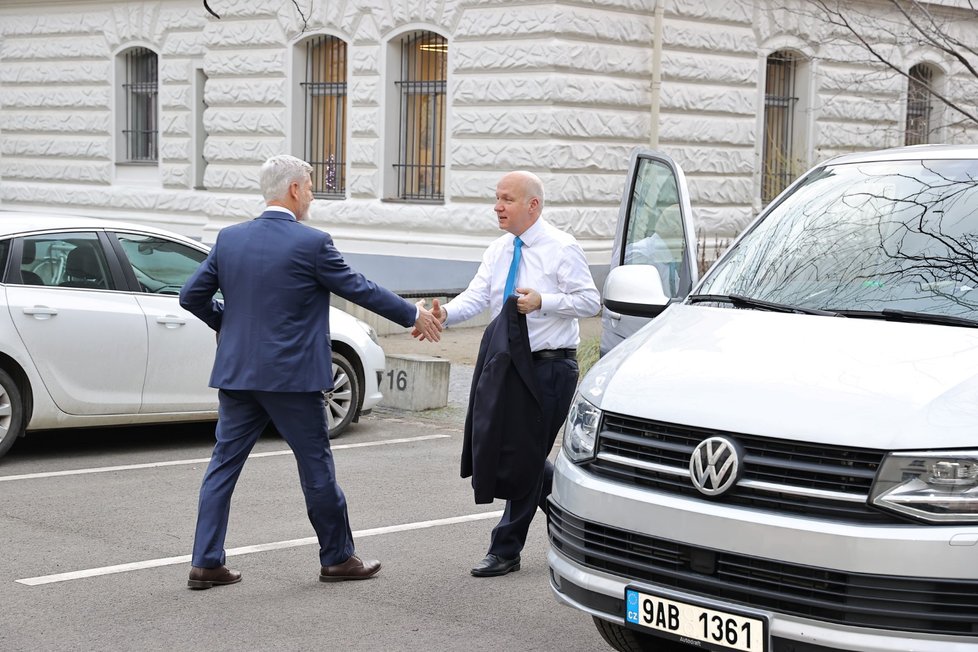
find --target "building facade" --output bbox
[1,0,976,292]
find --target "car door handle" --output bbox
[156,315,187,328]
[23,306,58,319]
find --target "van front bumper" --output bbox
[548,453,978,651]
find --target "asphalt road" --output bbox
[0,396,608,651]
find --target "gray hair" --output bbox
[259,155,313,202]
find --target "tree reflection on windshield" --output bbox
[699,158,978,318]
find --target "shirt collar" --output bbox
[262,206,297,220]
[514,218,546,247]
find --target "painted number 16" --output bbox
[386,370,407,391]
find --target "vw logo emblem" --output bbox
[689,437,742,497]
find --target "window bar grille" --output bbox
[762,51,797,204]
[301,35,346,198]
[122,48,158,162]
[395,31,446,200]
[905,64,933,146]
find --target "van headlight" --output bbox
[870,451,978,523]
[563,394,601,462]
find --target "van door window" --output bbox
[621,158,687,298]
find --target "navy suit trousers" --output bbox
[191,389,354,568]
[488,357,579,559]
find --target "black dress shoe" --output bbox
[470,554,521,577]
[187,565,242,590]
[319,554,382,582]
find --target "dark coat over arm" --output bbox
[461,297,544,504]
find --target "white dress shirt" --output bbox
[443,218,600,352]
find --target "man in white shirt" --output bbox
[420,170,600,577]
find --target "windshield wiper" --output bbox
[836,308,978,329]
[687,293,839,316]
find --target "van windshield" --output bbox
[697,158,978,319]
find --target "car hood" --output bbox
[598,304,978,450]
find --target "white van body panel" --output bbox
[599,304,978,450]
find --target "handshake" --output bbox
[412,298,446,342]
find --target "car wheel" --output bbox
[0,369,26,460]
[324,351,359,439]
[592,617,694,652]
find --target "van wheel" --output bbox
[593,617,693,652]
[0,369,26,460]
[324,352,359,439]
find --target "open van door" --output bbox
[600,149,698,355]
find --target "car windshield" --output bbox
[697,158,978,319]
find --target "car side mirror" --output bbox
[603,264,670,318]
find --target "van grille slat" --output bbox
[591,413,895,523]
[548,504,978,636]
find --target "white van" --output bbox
[549,145,978,652]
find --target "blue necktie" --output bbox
[503,237,523,299]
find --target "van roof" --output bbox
[826,144,978,166]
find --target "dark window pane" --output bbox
[395,31,447,200]
[123,48,159,162]
[302,35,347,197]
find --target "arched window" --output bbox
[300,35,347,197]
[391,31,447,201]
[119,47,158,163]
[905,64,936,145]
[761,50,800,204]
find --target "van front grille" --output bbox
[548,504,978,637]
[588,413,897,523]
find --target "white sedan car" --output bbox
[0,213,389,460]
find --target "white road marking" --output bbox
[15,510,504,586]
[0,435,451,483]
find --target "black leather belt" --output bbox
[532,348,577,361]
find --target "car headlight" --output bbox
[560,320,660,463]
[355,318,379,344]
[870,450,978,523]
[564,394,601,462]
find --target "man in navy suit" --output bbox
[180,154,442,589]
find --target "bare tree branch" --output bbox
[203,0,220,19]
[291,0,309,33]
[884,0,978,75]
[810,0,978,127]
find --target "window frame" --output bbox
[117,46,160,164]
[298,34,348,199]
[905,63,937,146]
[386,30,448,203]
[761,50,800,205]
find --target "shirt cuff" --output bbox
[539,293,557,313]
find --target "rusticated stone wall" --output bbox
[1,0,976,290]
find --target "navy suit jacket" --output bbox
[461,296,544,503]
[180,210,416,392]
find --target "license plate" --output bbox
[625,587,768,652]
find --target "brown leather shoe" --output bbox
[319,554,381,582]
[187,565,242,590]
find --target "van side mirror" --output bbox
[603,265,670,318]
